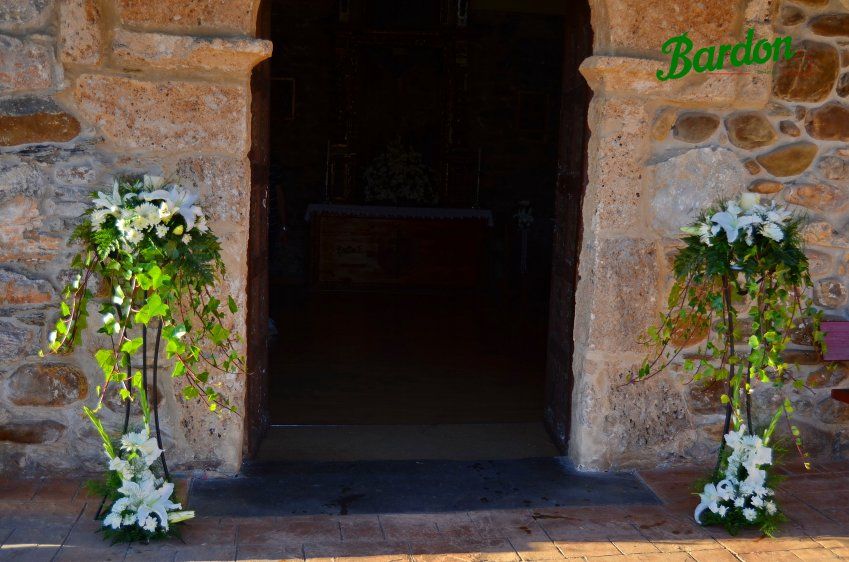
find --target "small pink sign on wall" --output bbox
[822,321,849,361]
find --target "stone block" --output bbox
[0,154,49,201]
[112,30,271,74]
[652,147,745,236]
[811,14,849,37]
[807,364,849,388]
[807,103,849,142]
[0,97,80,146]
[59,0,102,65]
[0,0,52,32]
[651,108,676,141]
[779,120,801,137]
[802,221,849,248]
[583,238,659,354]
[585,97,649,233]
[805,249,833,277]
[743,160,761,175]
[756,142,818,177]
[672,112,719,143]
[0,421,65,444]
[725,112,777,150]
[814,278,848,308]
[0,35,56,93]
[773,40,839,103]
[73,74,248,153]
[0,319,39,361]
[0,195,63,263]
[0,268,54,305]
[748,180,783,194]
[8,363,88,406]
[779,5,805,26]
[116,0,256,35]
[175,155,250,227]
[785,183,849,213]
[817,398,849,424]
[601,0,743,55]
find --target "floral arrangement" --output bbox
[90,380,193,541]
[45,175,244,542]
[695,426,782,535]
[363,138,436,206]
[638,193,821,536]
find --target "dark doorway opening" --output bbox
[246,0,592,462]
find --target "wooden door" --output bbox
[244,0,272,460]
[544,4,593,452]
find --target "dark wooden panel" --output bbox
[244,0,271,460]
[544,3,593,453]
[311,215,488,289]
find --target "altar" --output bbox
[306,204,493,290]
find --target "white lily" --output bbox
[93,180,135,212]
[760,222,784,242]
[710,208,762,244]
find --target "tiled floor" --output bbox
[2,461,849,561]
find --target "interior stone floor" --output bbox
[267,291,549,425]
[2,460,849,561]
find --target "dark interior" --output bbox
[260,0,589,447]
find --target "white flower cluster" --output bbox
[102,427,193,533]
[695,426,778,525]
[681,193,794,247]
[91,175,208,247]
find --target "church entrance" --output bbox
[245,0,592,461]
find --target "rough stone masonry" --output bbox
[1,0,849,476]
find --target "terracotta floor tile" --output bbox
[174,545,238,561]
[716,534,818,554]
[503,535,565,561]
[736,551,808,562]
[587,553,692,561]
[688,549,740,562]
[0,481,39,502]
[54,545,127,561]
[304,541,411,562]
[180,518,238,546]
[238,517,339,545]
[551,537,620,558]
[236,543,305,561]
[377,515,440,542]
[0,544,62,561]
[339,516,384,542]
[791,548,843,561]
[429,514,482,540]
[409,538,519,561]
[467,509,539,539]
[124,543,178,562]
[610,536,662,555]
[31,479,84,503]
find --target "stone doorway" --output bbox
[244,0,593,462]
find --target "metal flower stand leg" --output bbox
[94,318,170,519]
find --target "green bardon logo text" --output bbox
[657,29,794,81]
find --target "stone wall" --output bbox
[572,0,849,469]
[0,0,270,476]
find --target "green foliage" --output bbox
[47,176,244,418]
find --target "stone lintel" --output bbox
[112,29,272,75]
[579,55,770,109]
